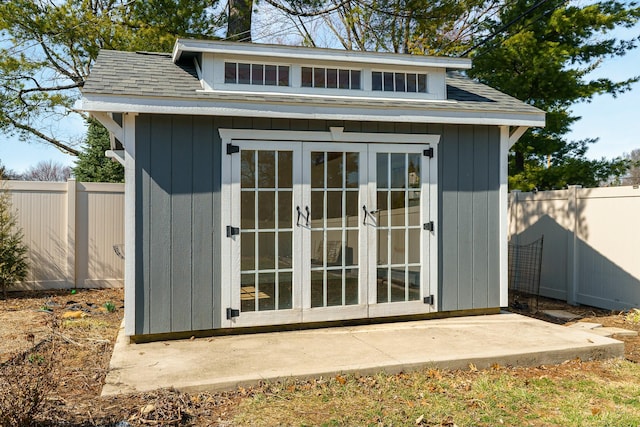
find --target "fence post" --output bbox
[66,179,77,288]
[566,185,581,305]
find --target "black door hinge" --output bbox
[226,226,240,237]
[423,295,434,305]
[226,308,240,319]
[226,143,240,155]
[423,147,434,158]
[423,221,434,231]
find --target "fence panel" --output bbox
[5,180,124,290]
[509,186,640,310]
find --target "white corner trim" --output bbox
[508,126,528,148]
[91,111,124,142]
[428,139,439,312]
[218,128,441,145]
[123,113,137,336]
[105,150,125,166]
[499,126,510,307]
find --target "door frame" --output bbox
[220,128,440,328]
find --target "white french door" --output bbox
[223,138,435,328]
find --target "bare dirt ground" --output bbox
[0,289,638,426]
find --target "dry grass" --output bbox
[1,289,640,426]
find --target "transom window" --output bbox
[301,67,361,90]
[225,62,290,86]
[372,72,427,93]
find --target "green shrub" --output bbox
[0,182,28,299]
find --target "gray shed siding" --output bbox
[134,115,500,335]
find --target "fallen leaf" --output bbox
[62,311,87,319]
[415,414,424,425]
[468,363,478,372]
[140,404,155,415]
[336,375,346,385]
[591,407,601,415]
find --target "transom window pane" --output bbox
[302,66,362,90]
[224,62,290,86]
[372,71,428,93]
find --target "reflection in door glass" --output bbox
[375,152,421,303]
[240,149,294,313]
[310,150,360,308]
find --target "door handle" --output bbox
[305,206,310,227]
[296,206,302,227]
[362,205,368,225]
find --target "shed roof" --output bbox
[80,49,545,127]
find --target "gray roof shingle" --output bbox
[82,49,543,118]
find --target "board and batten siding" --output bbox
[133,114,501,335]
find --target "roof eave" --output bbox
[76,95,545,128]
[172,39,473,70]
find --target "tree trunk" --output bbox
[228,0,253,42]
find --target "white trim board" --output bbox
[79,96,545,128]
[173,39,472,70]
[219,127,440,145]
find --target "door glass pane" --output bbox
[390,268,406,302]
[377,229,388,265]
[241,150,255,188]
[377,191,388,227]
[326,191,342,225]
[345,191,358,227]
[241,273,256,312]
[327,270,343,306]
[258,232,275,270]
[311,270,324,307]
[257,191,275,229]
[377,153,388,188]
[391,229,405,265]
[241,232,255,271]
[408,153,420,189]
[279,151,293,188]
[408,229,420,264]
[310,191,324,225]
[326,152,343,188]
[279,272,292,309]
[345,229,358,266]
[377,268,388,303]
[257,151,276,188]
[258,273,275,311]
[391,153,405,188]
[278,191,292,228]
[278,231,293,268]
[311,152,324,188]
[408,267,420,301]
[345,152,359,188]
[345,269,358,305]
[241,191,255,229]
[311,231,324,266]
[326,230,342,266]
[390,191,405,227]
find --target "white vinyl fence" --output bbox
[5,180,124,290]
[509,185,640,310]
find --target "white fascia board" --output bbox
[173,39,472,70]
[78,95,546,128]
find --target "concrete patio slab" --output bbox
[102,313,624,396]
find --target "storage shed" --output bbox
[78,39,545,340]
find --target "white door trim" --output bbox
[220,128,440,327]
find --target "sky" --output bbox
[0,21,639,174]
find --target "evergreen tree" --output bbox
[73,120,124,183]
[467,0,639,190]
[0,183,28,298]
